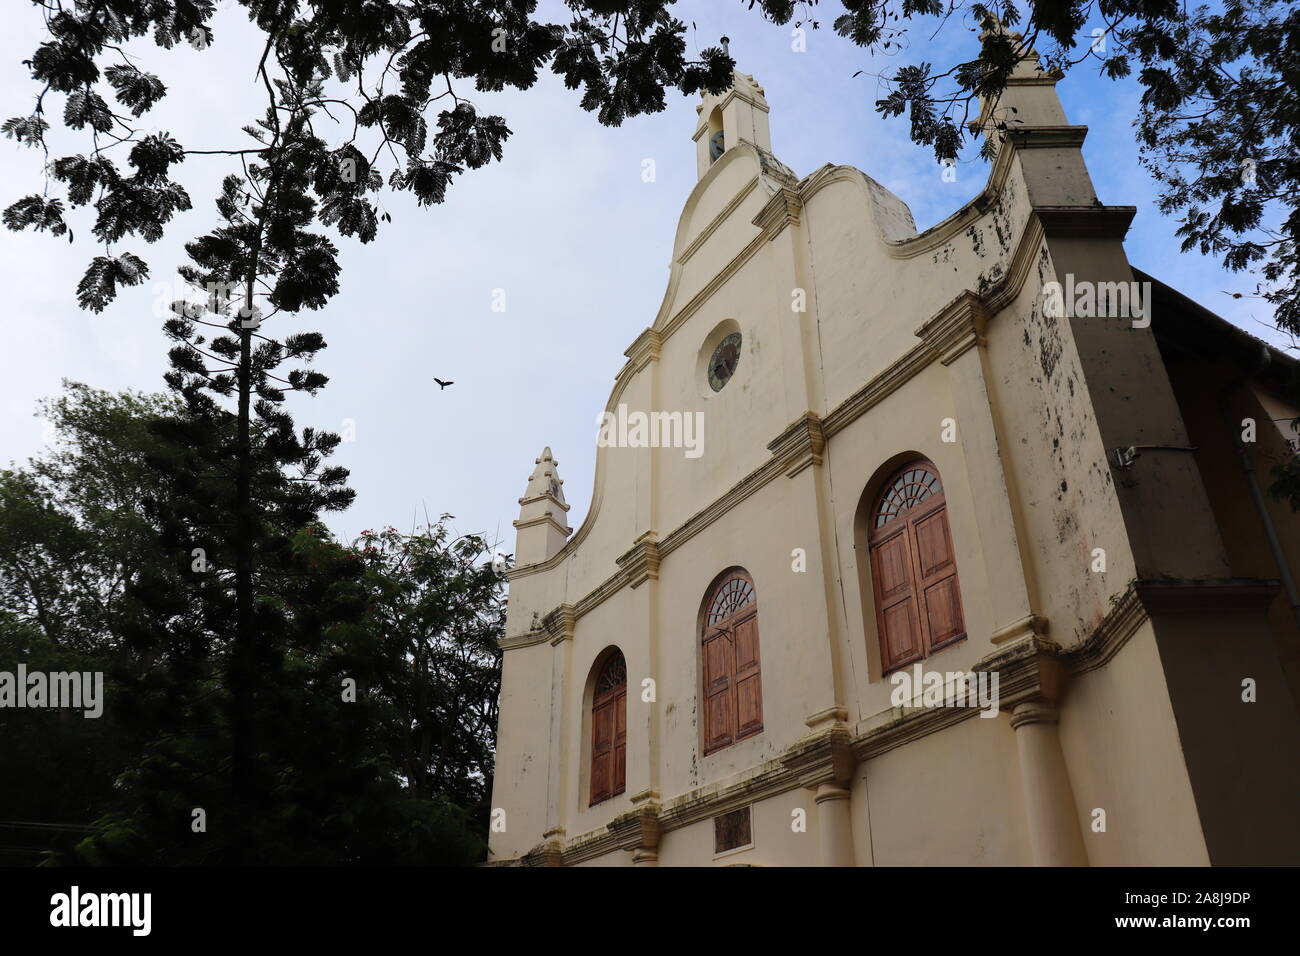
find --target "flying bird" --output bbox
[434,378,454,390]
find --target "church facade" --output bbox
[488,53,1300,866]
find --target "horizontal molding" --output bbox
[766,412,826,477]
[616,532,662,589]
[678,176,761,265]
[497,629,550,652]
[1004,125,1088,149]
[1065,577,1280,675]
[1036,204,1136,239]
[751,185,803,240]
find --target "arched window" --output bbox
[702,570,763,754]
[590,650,627,805]
[706,106,725,162]
[868,460,966,673]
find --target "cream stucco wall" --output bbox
[488,63,1300,867]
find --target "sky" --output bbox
[0,1,1285,552]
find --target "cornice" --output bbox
[853,698,983,763]
[1035,204,1136,239]
[780,725,855,789]
[542,603,576,646]
[980,208,1047,315]
[1064,584,1148,674]
[516,492,571,514]
[766,412,826,477]
[1003,125,1088,149]
[511,513,571,538]
[1134,577,1279,614]
[915,291,990,366]
[659,228,771,343]
[751,185,803,240]
[990,611,1049,646]
[799,126,1090,265]
[677,176,760,265]
[607,802,662,853]
[497,628,550,652]
[623,328,662,372]
[573,569,625,620]
[1064,577,1280,675]
[974,632,1067,708]
[519,837,565,867]
[616,532,661,589]
[821,343,935,440]
[657,454,783,560]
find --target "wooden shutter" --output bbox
[702,629,733,753]
[612,685,626,797]
[913,506,964,648]
[702,571,762,755]
[590,698,614,804]
[590,651,627,805]
[868,462,966,672]
[870,526,924,672]
[732,611,763,741]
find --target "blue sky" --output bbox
[0,2,1282,551]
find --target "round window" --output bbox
[707,332,742,392]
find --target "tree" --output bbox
[0,383,180,652]
[0,383,506,864]
[3,1,734,859]
[356,521,506,833]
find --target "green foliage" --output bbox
[356,521,506,829]
[0,384,502,865]
[4,0,735,314]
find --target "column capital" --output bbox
[1010,699,1060,730]
[542,603,577,645]
[782,725,855,789]
[610,802,662,865]
[767,411,826,477]
[812,783,852,805]
[616,531,661,589]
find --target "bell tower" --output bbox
[693,49,772,179]
[513,446,571,566]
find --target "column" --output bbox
[814,782,855,867]
[1010,701,1087,866]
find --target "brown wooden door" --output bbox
[590,651,627,805]
[868,462,965,673]
[702,571,763,754]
